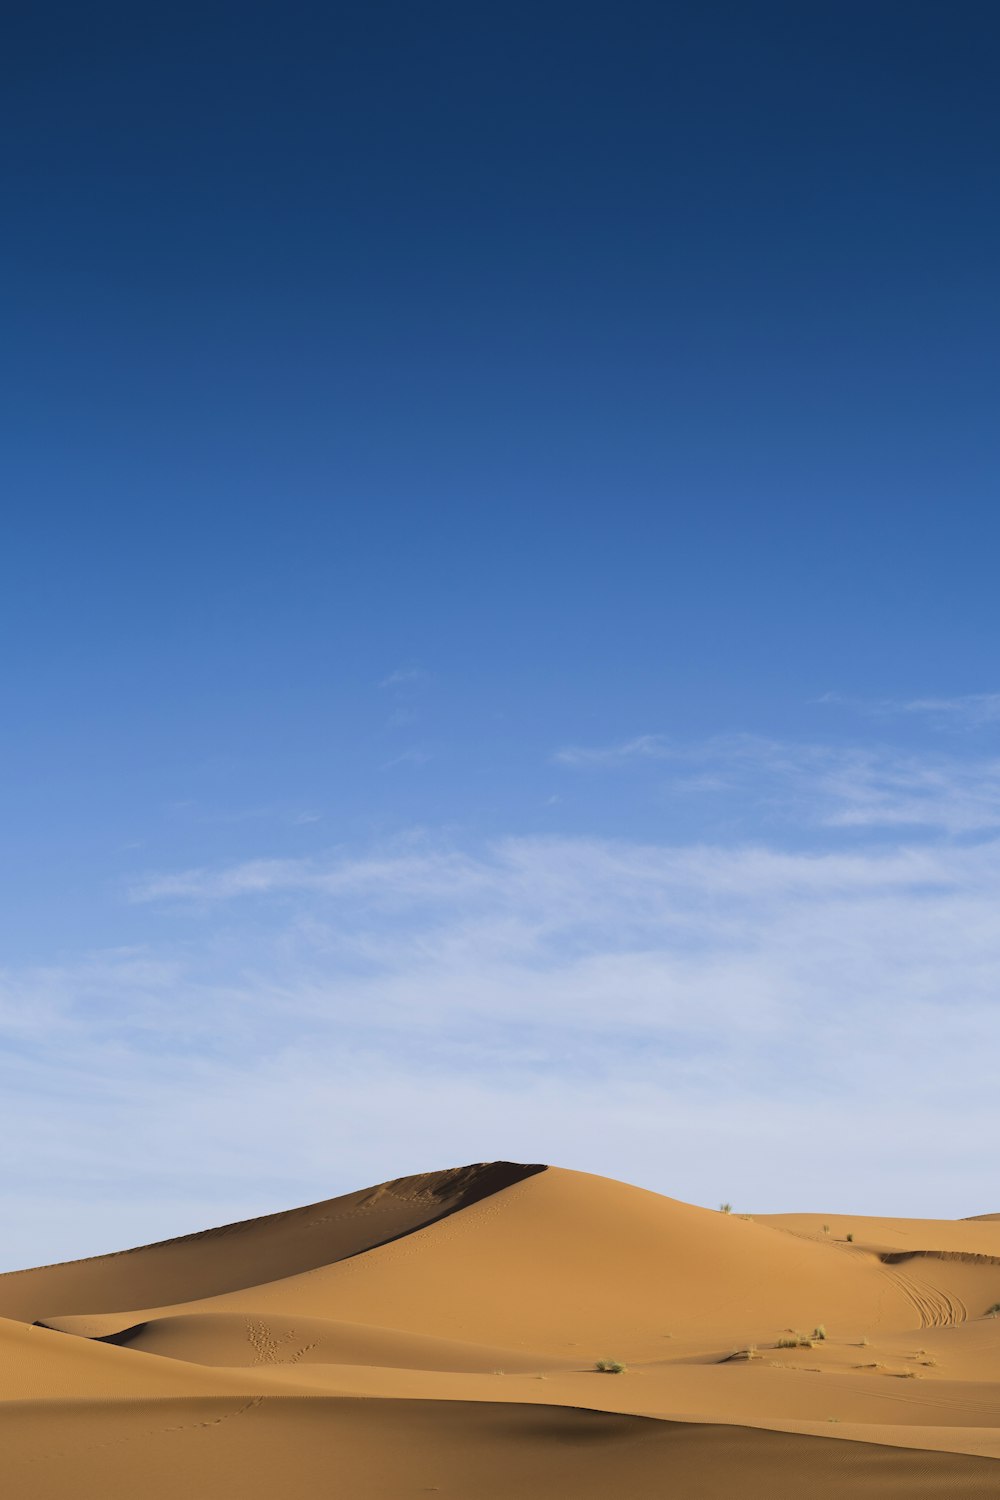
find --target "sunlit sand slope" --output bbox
[4,1163,1000,1495]
[4,1398,1000,1500]
[40,1168,947,1348]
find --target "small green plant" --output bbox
[595,1359,626,1374]
[845,1232,854,1242]
[719,1202,732,1214]
[812,1324,827,1340]
[822,1224,830,1235]
[986,1302,1000,1316]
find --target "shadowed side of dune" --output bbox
[882,1251,1000,1267]
[0,1162,544,1323]
[3,1397,999,1500]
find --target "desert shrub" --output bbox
[813,1324,827,1340]
[846,1232,854,1242]
[595,1359,626,1374]
[986,1302,1000,1316]
[719,1202,732,1214]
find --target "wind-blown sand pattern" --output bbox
[2,1163,999,1496]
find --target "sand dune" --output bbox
[0,1162,541,1324]
[3,1162,999,1496]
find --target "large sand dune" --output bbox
[2,1163,999,1496]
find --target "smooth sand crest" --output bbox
[4,1162,1000,1496]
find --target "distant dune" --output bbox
[2,1163,999,1496]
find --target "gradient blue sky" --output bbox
[3,2,999,1265]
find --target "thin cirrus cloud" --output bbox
[4,726,1000,1268]
[378,668,430,691]
[552,733,670,767]
[553,732,1000,833]
[815,689,1000,728]
[2,832,999,1266]
[378,666,432,745]
[43,831,994,1216]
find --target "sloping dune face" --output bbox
[4,1163,1000,1498]
[0,1161,542,1325]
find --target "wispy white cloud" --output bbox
[0,822,993,1268]
[131,845,485,905]
[554,731,1000,833]
[816,689,1000,728]
[552,733,669,767]
[378,666,432,739]
[166,800,323,827]
[899,693,1000,726]
[379,667,429,691]
[7,723,1000,1266]
[817,750,1000,831]
[380,746,432,771]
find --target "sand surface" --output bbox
[2,1162,999,1496]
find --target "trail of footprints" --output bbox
[246,1319,318,1366]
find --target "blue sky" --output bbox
[2,2,999,1265]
